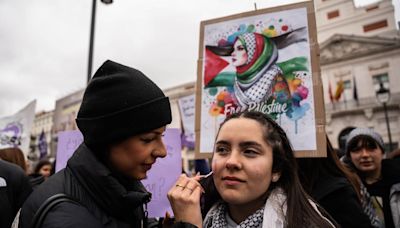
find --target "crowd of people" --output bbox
[1,60,399,228]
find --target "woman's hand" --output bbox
[167,174,204,227]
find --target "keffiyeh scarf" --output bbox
[234,64,282,107]
[203,202,264,228]
[233,33,280,107]
[203,188,287,228]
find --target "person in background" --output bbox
[0,148,28,173]
[27,159,52,189]
[19,60,195,228]
[168,111,337,228]
[0,159,32,228]
[345,128,400,228]
[337,127,356,159]
[298,137,376,227]
[33,160,52,179]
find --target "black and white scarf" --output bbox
[203,187,335,228]
[203,202,264,228]
[203,188,286,228]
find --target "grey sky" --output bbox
[0,0,399,117]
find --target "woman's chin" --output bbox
[221,192,245,205]
[136,172,147,180]
[124,171,147,180]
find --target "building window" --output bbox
[343,80,351,90]
[327,10,340,19]
[343,80,352,100]
[363,20,388,32]
[373,73,389,91]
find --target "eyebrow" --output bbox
[239,141,262,149]
[215,140,263,149]
[144,131,164,136]
[215,140,230,145]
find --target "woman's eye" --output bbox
[243,149,258,156]
[141,138,155,143]
[215,146,229,154]
[237,46,245,51]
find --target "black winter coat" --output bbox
[364,159,400,228]
[19,144,196,228]
[0,160,32,228]
[312,175,373,228]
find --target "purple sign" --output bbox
[142,128,182,217]
[55,130,83,172]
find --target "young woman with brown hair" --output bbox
[168,111,336,228]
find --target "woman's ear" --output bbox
[271,172,281,182]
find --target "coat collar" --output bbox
[67,143,151,223]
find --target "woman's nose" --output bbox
[360,149,370,157]
[154,140,167,158]
[225,151,242,170]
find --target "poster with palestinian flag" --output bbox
[195,2,326,158]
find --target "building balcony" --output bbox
[325,92,400,118]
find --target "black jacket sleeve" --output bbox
[41,203,104,228]
[319,185,373,228]
[0,160,32,228]
[14,169,33,213]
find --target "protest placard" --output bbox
[195,1,326,158]
[178,94,196,149]
[0,100,36,156]
[142,128,182,217]
[55,130,83,172]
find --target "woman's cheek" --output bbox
[211,157,222,171]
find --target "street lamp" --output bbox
[376,82,392,152]
[87,0,113,84]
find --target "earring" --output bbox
[272,174,280,182]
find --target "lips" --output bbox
[142,163,154,171]
[222,176,243,181]
[222,176,245,186]
[360,161,373,166]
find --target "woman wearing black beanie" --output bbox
[19,60,196,228]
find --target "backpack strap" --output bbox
[31,193,81,228]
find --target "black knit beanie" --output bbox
[76,60,172,148]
